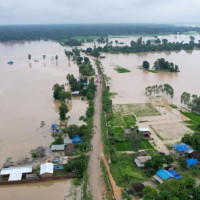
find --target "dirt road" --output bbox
[88,74,103,200]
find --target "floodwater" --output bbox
[0,40,86,199]
[0,180,78,200]
[100,49,200,105]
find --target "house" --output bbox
[138,127,151,139]
[153,169,175,184]
[0,166,32,181]
[54,164,64,170]
[172,143,192,158]
[26,174,38,180]
[134,156,152,168]
[51,144,65,151]
[40,163,54,177]
[131,183,145,197]
[187,158,198,168]
[72,136,82,144]
[65,143,75,155]
[188,150,200,161]
[71,91,80,96]
[138,150,148,157]
[168,170,182,180]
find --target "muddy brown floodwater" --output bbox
[0,40,86,199]
[100,49,200,105]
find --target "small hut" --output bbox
[40,163,54,177]
[72,136,82,144]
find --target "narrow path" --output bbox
[88,74,103,200]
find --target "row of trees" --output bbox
[145,84,174,98]
[86,36,200,56]
[181,92,200,113]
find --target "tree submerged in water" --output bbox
[145,84,174,98]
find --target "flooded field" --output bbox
[100,50,200,105]
[0,180,79,200]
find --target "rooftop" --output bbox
[168,170,182,180]
[173,143,191,152]
[138,127,150,132]
[131,183,144,193]
[40,163,54,175]
[8,173,22,181]
[51,144,65,151]
[156,169,174,180]
[0,166,32,175]
[137,156,152,163]
[187,158,198,167]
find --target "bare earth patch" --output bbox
[113,103,161,117]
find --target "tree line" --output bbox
[1,24,200,42]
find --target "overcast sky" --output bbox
[0,0,200,25]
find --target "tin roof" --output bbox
[138,127,149,132]
[8,173,22,181]
[0,166,32,175]
[156,169,174,180]
[40,163,54,175]
[51,144,65,151]
[173,143,191,152]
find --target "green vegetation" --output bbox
[170,104,178,109]
[182,132,200,152]
[113,103,160,117]
[181,92,200,113]
[64,155,88,178]
[181,111,200,132]
[62,39,82,46]
[114,66,131,73]
[143,177,199,200]
[59,102,69,120]
[142,61,150,70]
[153,58,180,72]
[110,153,147,187]
[31,152,38,158]
[52,135,64,145]
[145,84,174,98]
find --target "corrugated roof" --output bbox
[71,91,80,95]
[40,163,54,175]
[187,158,198,167]
[8,173,22,181]
[156,169,174,180]
[138,127,149,132]
[168,170,182,180]
[137,156,152,163]
[64,138,72,144]
[173,143,191,152]
[51,144,65,151]
[0,166,32,175]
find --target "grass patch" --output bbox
[148,69,158,73]
[114,66,131,73]
[123,115,136,128]
[109,114,125,126]
[181,111,200,132]
[141,140,154,150]
[139,120,148,123]
[113,103,161,117]
[170,104,178,109]
[115,141,132,151]
[110,153,147,187]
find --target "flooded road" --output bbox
[100,50,200,105]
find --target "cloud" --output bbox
[0,0,200,24]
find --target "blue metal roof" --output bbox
[187,158,198,167]
[72,136,82,144]
[173,143,191,152]
[54,165,64,170]
[156,169,174,180]
[168,170,182,180]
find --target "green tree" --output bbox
[143,186,158,200]
[143,61,150,70]
[58,91,71,102]
[145,155,165,172]
[59,103,69,120]
[55,55,58,60]
[52,84,65,99]
[52,135,64,144]
[66,124,79,138]
[164,154,174,165]
[28,54,31,60]
[43,55,46,60]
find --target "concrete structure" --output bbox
[172,143,192,158]
[138,127,151,139]
[40,163,54,177]
[134,156,152,168]
[51,144,65,151]
[0,166,32,181]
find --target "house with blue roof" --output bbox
[187,158,198,168]
[172,143,192,158]
[153,169,182,184]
